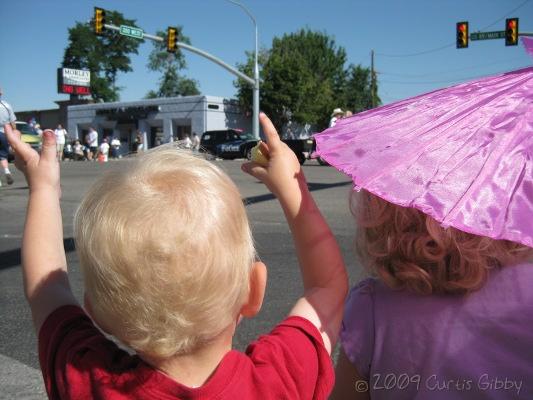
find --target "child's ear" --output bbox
[240,261,267,318]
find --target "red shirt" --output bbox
[39,306,334,399]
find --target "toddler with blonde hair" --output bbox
[332,190,533,399]
[5,113,347,399]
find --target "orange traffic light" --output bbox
[505,18,519,46]
[94,7,106,35]
[456,22,468,49]
[167,27,178,53]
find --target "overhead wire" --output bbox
[379,65,531,85]
[377,57,524,78]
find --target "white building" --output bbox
[67,95,251,152]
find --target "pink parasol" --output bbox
[315,43,532,247]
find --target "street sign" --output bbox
[119,25,144,39]
[470,31,505,41]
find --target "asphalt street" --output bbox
[0,156,364,399]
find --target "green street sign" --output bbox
[119,25,144,39]
[470,31,505,41]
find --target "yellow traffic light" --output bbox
[456,22,468,49]
[167,27,178,53]
[505,18,519,46]
[94,7,106,35]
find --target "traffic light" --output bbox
[456,21,468,49]
[94,7,106,35]
[505,18,519,46]
[167,27,178,53]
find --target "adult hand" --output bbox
[4,124,60,194]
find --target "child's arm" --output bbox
[5,124,78,332]
[242,113,348,354]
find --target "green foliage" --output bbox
[62,10,142,102]
[235,29,380,130]
[146,28,200,98]
[343,65,380,113]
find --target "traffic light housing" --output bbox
[94,7,106,35]
[167,27,178,53]
[505,18,519,46]
[456,22,468,49]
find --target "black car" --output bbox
[200,129,257,159]
[200,128,315,165]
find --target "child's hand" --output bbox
[4,124,60,194]
[242,113,305,206]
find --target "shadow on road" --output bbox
[0,238,76,271]
[0,180,351,270]
[243,180,351,205]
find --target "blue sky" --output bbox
[1,0,532,112]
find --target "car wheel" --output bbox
[246,147,253,161]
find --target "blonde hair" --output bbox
[352,191,532,295]
[75,146,255,359]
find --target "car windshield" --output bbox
[240,133,255,140]
[16,123,38,135]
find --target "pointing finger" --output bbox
[259,113,281,149]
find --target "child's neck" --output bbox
[144,324,235,388]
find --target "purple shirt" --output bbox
[341,262,533,399]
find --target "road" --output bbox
[0,157,363,399]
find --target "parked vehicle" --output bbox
[200,129,244,156]
[200,129,314,165]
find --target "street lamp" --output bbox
[225,0,260,139]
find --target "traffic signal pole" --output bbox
[98,16,260,139]
[104,23,255,85]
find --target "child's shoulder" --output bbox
[242,315,334,398]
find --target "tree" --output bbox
[342,65,380,113]
[235,29,346,130]
[62,10,142,102]
[235,29,379,130]
[145,28,200,98]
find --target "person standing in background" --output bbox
[98,138,110,163]
[183,134,192,150]
[329,108,344,128]
[86,127,99,161]
[134,131,144,153]
[192,133,200,152]
[0,87,16,186]
[54,124,68,161]
[110,137,121,159]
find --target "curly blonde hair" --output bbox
[352,191,532,295]
[75,147,255,359]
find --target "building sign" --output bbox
[57,68,91,95]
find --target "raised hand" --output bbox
[241,113,305,211]
[4,124,60,194]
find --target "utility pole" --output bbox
[371,50,376,108]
